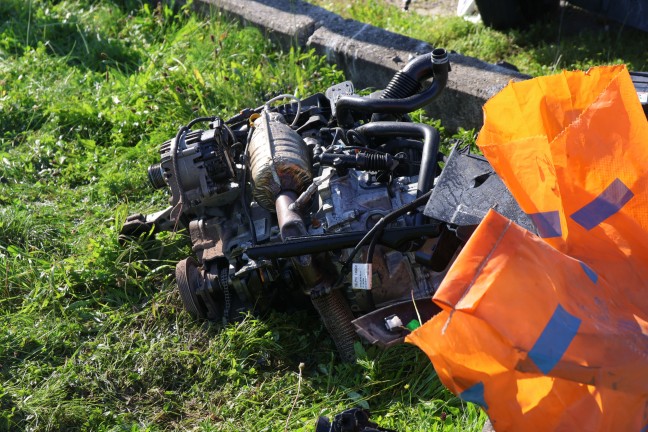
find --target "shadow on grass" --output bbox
[506,3,648,73]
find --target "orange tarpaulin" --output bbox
[407,65,648,431]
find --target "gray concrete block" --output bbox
[194,0,529,131]
[440,53,528,131]
[196,0,317,49]
[306,16,433,90]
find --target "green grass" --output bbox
[0,0,482,430]
[308,0,648,76]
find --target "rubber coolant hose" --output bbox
[335,48,450,127]
[353,122,440,196]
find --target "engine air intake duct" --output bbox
[335,48,450,127]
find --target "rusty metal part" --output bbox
[292,252,337,295]
[248,111,312,210]
[311,288,358,362]
[276,190,307,240]
[276,190,338,295]
[189,219,222,262]
[177,257,227,322]
[357,245,434,310]
[176,257,208,318]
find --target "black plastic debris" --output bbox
[315,408,397,432]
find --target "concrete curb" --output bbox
[195,0,530,131]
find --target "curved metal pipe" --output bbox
[335,48,450,127]
[353,122,440,196]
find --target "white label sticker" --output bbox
[639,92,648,104]
[352,263,372,290]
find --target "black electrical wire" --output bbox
[365,190,432,264]
[169,116,217,221]
[169,125,188,221]
[186,116,217,129]
[336,189,433,285]
[172,117,218,165]
[322,127,349,147]
[365,229,381,266]
[222,121,237,146]
[346,129,369,147]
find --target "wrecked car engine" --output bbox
[122,48,470,361]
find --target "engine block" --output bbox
[121,49,456,361]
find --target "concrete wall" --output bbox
[195,0,530,131]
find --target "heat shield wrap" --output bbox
[249,111,312,210]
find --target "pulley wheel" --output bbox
[176,257,208,319]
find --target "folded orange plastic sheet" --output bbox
[406,65,648,431]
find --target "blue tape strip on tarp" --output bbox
[579,261,598,283]
[459,381,489,410]
[529,304,581,375]
[570,178,634,230]
[527,211,562,238]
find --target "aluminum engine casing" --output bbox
[313,167,418,233]
[310,167,437,312]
